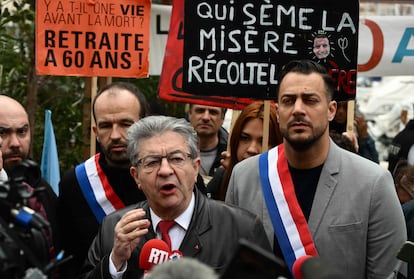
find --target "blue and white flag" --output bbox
[41,110,60,196]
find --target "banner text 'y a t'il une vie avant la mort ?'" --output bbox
[36,0,151,78]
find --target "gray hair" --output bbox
[127,116,199,167]
[145,258,218,279]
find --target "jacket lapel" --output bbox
[179,190,210,257]
[308,140,340,236]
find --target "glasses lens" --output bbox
[167,151,187,167]
[142,156,161,173]
[139,151,192,173]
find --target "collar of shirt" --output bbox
[150,192,195,250]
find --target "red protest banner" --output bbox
[159,0,359,108]
[36,0,151,78]
[158,0,255,110]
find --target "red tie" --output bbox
[158,220,175,250]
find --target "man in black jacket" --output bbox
[79,116,272,279]
[187,104,228,186]
[57,82,149,278]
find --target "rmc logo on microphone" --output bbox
[148,248,170,264]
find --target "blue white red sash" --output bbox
[75,153,125,223]
[259,144,318,274]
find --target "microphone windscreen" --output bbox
[170,250,183,261]
[299,256,342,279]
[139,239,171,270]
[292,255,313,279]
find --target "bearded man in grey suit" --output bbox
[225,60,406,279]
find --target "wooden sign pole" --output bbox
[262,101,270,152]
[347,100,355,133]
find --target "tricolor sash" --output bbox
[75,153,125,223]
[259,144,318,275]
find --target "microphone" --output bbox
[293,255,342,279]
[169,250,183,261]
[10,206,50,230]
[397,241,414,264]
[293,255,313,279]
[139,239,171,273]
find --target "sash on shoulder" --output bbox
[75,153,125,223]
[259,144,318,274]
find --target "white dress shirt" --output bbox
[109,192,196,278]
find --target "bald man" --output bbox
[0,95,59,275]
[0,95,32,172]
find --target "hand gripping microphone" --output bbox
[293,255,342,279]
[139,239,171,274]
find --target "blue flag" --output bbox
[41,110,60,196]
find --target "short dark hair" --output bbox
[92,82,148,121]
[394,164,414,198]
[329,131,357,154]
[276,60,335,101]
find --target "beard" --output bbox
[283,133,322,152]
[281,119,328,152]
[3,150,25,172]
[100,141,130,167]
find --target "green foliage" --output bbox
[0,0,86,170]
[0,1,33,98]
[114,76,187,118]
[33,76,86,170]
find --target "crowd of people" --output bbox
[0,59,413,279]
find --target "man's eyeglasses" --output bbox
[137,150,193,173]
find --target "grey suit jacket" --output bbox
[226,140,406,279]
